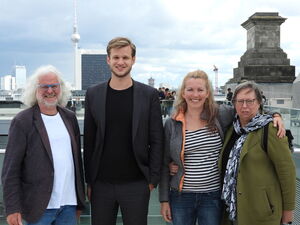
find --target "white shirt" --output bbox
[41,113,77,208]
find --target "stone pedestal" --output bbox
[228,12,295,84]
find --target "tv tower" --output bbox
[71,0,81,90]
[213,65,218,94]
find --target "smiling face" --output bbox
[36,73,61,110]
[107,45,136,79]
[182,78,209,111]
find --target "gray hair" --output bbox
[232,81,263,105]
[22,65,71,107]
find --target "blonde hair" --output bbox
[22,65,71,107]
[106,37,136,57]
[173,70,218,131]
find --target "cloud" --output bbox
[0,0,299,88]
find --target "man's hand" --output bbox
[169,162,179,176]
[7,213,23,225]
[149,184,155,191]
[273,115,286,138]
[281,210,293,224]
[76,210,82,220]
[160,202,172,222]
[87,185,92,201]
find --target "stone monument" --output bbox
[228,12,295,83]
[227,12,296,108]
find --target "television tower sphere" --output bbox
[71,33,80,43]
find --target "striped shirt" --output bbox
[182,127,222,192]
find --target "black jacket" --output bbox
[84,80,164,186]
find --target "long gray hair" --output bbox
[22,65,71,107]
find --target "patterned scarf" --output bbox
[221,113,273,221]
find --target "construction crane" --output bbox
[213,65,218,94]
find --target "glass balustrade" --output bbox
[0,103,299,224]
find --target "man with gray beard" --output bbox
[1,65,85,225]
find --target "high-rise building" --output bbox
[75,49,111,90]
[13,65,27,89]
[1,75,16,90]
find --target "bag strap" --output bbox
[262,123,294,154]
[261,123,269,153]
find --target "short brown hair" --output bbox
[106,37,136,57]
[232,81,263,105]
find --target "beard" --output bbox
[43,99,58,107]
[37,93,59,108]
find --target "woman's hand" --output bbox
[160,202,172,222]
[281,210,293,224]
[273,115,286,138]
[169,162,179,175]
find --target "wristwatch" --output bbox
[281,222,292,225]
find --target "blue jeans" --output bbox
[27,205,77,225]
[169,190,222,225]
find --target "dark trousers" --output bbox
[91,179,150,225]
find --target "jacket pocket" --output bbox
[253,187,279,221]
[262,189,273,216]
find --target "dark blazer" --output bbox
[1,105,85,223]
[84,80,164,186]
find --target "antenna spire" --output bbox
[71,0,81,90]
[71,0,80,47]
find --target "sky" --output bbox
[0,0,299,89]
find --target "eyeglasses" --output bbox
[233,99,257,106]
[37,83,60,91]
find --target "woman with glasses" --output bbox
[159,71,285,225]
[219,81,295,225]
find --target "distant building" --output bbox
[12,65,26,89]
[1,75,16,90]
[75,49,111,90]
[148,77,155,88]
